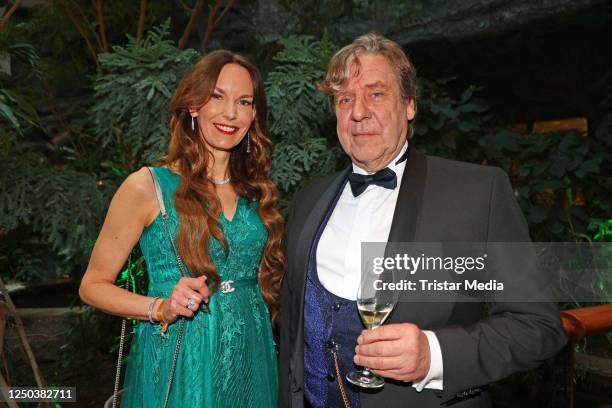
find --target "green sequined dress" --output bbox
[120,167,278,407]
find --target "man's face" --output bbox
[334,53,415,172]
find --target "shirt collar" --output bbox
[352,141,409,175]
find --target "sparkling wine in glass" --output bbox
[357,301,393,329]
[346,268,398,389]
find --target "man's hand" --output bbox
[353,323,431,382]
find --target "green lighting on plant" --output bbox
[589,219,612,241]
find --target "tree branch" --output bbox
[92,0,108,53]
[0,0,23,29]
[177,0,191,13]
[0,371,18,408]
[0,278,47,390]
[201,0,235,53]
[214,0,234,26]
[0,307,5,357]
[136,0,147,45]
[59,0,99,67]
[178,0,205,50]
[1,353,9,388]
[73,0,102,52]
[201,2,221,54]
[0,306,6,384]
[0,306,11,396]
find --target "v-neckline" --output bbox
[221,196,242,223]
[161,167,242,223]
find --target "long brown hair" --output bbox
[161,50,284,323]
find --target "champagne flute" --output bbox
[346,267,398,388]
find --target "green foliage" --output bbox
[0,21,201,283]
[589,219,612,241]
[0,0,172,81]
[116,252,148,297]
[0,153,110,272]
[411,78,611,242]
[0,2,90,75]
[0,88,41,142]
[495,132,610,241]
[266,35,341,196]
[0,44,43,150]
[92,20,200,165]
[414,79,493,161]
[0,42,93,281]
[6,43,43,81]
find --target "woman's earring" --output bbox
[191,116,195,131]
[246,131,251,153]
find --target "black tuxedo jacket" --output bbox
[279,148,567,407]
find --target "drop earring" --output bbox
[246,131,251,153]
[191,116,195,131]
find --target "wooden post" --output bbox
[560,304,612,408]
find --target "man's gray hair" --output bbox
[318,33,418,105]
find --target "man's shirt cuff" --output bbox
[412,330,443,391]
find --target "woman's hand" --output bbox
[162,276,209,323]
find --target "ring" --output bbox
[186,298,195,309]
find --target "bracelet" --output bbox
[148,297,161,323]
[155,299,169,335]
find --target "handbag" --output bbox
[109,167,190,408]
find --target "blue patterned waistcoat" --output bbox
[304,179,363,408]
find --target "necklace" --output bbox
[212,177,231,185]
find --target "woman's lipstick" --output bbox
[214,123,240,135]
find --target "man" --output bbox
[278,33,567,408]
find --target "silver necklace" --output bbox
[212,177,231,185]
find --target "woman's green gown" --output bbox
[120,167,278,407]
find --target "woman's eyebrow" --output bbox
[214,87,253,99]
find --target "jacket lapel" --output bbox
[383,148,448,328]
[387,147,427,244]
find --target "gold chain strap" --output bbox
[331,349,351,408]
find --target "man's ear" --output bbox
[406,98,416,121]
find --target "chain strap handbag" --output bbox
[109,167,191,408]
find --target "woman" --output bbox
[79,50,284,407]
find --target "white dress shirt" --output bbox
[316,142,443,391]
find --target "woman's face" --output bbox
[192,63,255,153]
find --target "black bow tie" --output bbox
[347,146,409,197]
[348,168,397,197]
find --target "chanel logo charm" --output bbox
[220,280,235,294]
